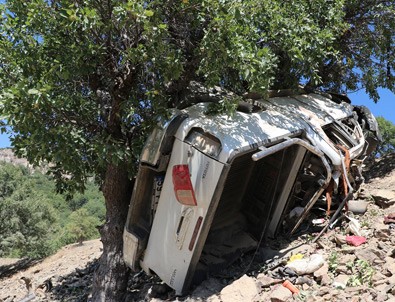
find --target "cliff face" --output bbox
[0,148,29,166]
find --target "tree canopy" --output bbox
[0,161,104,258]
[376,116,395,155]
[0,0,394,300]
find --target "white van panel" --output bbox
[140,138,224,294]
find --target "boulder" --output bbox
[220,275,260,302]
[270,285,292,302]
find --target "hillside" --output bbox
[0,149,30,169]
[0,153,395,301]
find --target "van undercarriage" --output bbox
[123,90,380,294]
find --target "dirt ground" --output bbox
[1,153,395,302]
[0,240,102,301]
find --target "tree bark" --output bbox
[91,163,133,301]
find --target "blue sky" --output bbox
[0,89,393,149]
[349,88,395,124]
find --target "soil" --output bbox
[1,153,395,302]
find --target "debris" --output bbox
[345,216,362,236]
[384,213,395,224]
[355,248,385,264]
[289,207,304,219]
[333,274,349,289]
[270,267,297,280]
[287,253,303,264]
[295,276,313,286]
[220,275,260,302]
[348,199,369,214]
[282,280,299,294]
[20,276,33,293]
[346,235,367,247]
[286,254,325,275]
[270,284,293,302]
[334,234,347,245]
[256,275,282,288]
[314,263,331,285]
[375,228,391,240]
[312,218,326,225]
[370,189,395,208]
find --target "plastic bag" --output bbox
[285,254,325,275]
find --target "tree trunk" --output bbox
[91,163,133,301]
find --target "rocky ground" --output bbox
[1,153,395,302]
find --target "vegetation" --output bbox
[347,259,375,287]
[0,0,394,300]
[376,116,395,155]
[0,161,104,258]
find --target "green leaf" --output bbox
[27,89,40,95]
[144,10,154,17]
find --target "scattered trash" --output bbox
[295,276,314,286]
[271,267,297,280]
[312,218,326,225]
[289,207,305,219]
[332,281,347,289]
[370,189,395,208]
[348,199,368,214]
[346,235,367,247]
[334,234,347,245]
[345,216,362,236]
[282,279,300,294]
[286,254,325,275]
[288,253,304,264]
[384,213,395,224]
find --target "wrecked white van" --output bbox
[123,89,380,295]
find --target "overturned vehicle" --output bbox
[123,89,380,295]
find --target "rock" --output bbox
[314,263,331,286]
[360,292,374,301]
[355,248,385,264]
[383,283,395,294]
[270,285,292,302]
[280,244,315,258]
[220,275,260,302]
[373,278,388,287]
[344,285,367,293]
[385,258,395,276]
[371,189,395,208]
[336,292,352,301]
[377,241,393,254]
[375,228,391,240]
[295,276,313,286]
[302,283,310,291]
[333,274,349,289]
[335,265,349,274]
[375,283,389,293]
[338,253,356,265]
[334,234,347,245]
[258,291,270,301]
[372,272,388,284]
[376,292,387,302]
[191,278,224,298]
[256,275,281,288]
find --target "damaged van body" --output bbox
[123,90,380,295]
